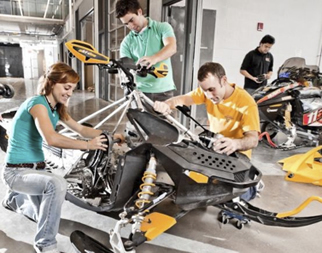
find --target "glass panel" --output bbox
[116,27,125,48]
[98,1,104,31]
[117,17,123,27]
[115,50,120,60]
[110,72,116,84]
[63,0,69,19]
[110,31,116,49]
[2,0,69,19]
[99,33,105,55]
[116,86,124,100]
[110,11,117,31]
[110,85,116,101]
[110,0,116,12]
[111,50,116,60]
[115,73,120,87]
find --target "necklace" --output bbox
[44,96,57,115]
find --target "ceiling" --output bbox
[0,0,68,43]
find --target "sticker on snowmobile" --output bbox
[303,108,322,125]
[257,82,301,104]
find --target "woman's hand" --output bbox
[87,135,108,151]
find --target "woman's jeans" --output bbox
[2,166,67,251]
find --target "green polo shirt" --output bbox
[120,18,176,93]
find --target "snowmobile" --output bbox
[0,83,15,152]
[3,40,322,252]
[253,57,322,150]
[62,41,322,253]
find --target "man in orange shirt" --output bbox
[154,62,260,159]
[154,62,262,201]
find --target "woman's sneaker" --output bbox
[34,246,65,253]
[2,199,14,212]
[255,179,265,197]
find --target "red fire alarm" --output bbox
[257,22,264,31]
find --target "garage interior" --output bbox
[1,0,322,253]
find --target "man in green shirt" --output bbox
[116,0,177,101]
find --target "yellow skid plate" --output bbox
[278,146,322,186]
[141,212,176,241]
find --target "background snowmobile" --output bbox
[0,83,15,153]
[64,41,322,253]
[253,57,322,149]
[0,82,15,99]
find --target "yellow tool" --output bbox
[279,145,322,186]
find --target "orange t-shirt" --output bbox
[189,84,260,158]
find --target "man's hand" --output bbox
[212,137,239,155]
[253,77,263,84]
[137,55,158,69]
[153,101,172,115]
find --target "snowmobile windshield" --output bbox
[278,57,320,78]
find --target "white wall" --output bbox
[203,0,322,87]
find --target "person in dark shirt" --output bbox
[240,35,275,94]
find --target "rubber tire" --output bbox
[221,215,229,225]
[236,220,244,230]
[0,125,8,152]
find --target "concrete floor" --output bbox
[1,77,322,253]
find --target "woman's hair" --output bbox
[198,62,226,82]
[38,62,79,121]
[116,0,141,18]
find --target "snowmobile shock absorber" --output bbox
[136,154,157,209]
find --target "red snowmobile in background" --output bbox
[253,57,322,149]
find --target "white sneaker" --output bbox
[255,179,265,198]
[44,250,61,253]
[256,179,265,192]
[34,246,63,253]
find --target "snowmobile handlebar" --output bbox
[65,39,168,81]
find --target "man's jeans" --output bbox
[2,166,67,252]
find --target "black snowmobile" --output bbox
[253,57,322,149]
